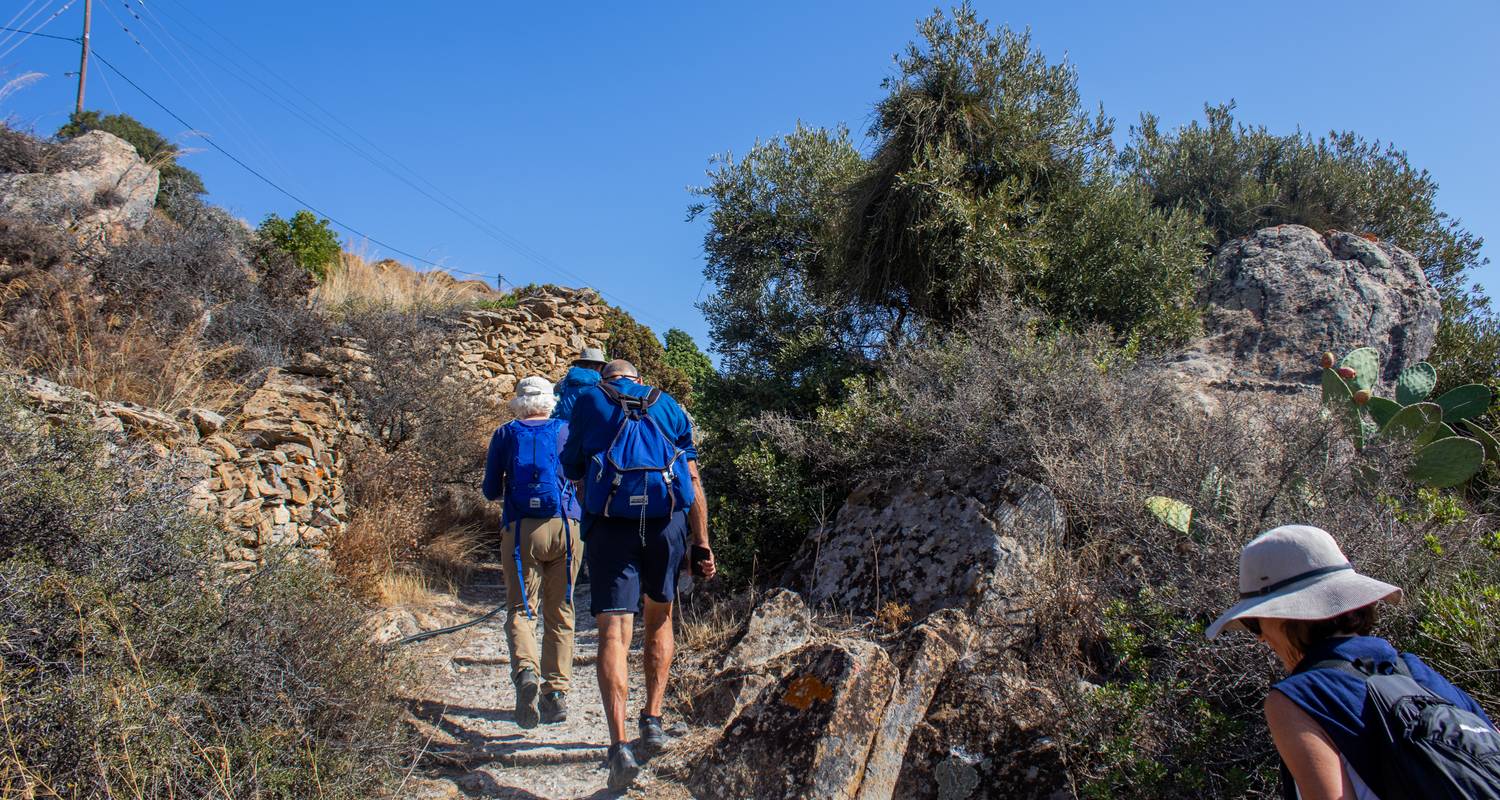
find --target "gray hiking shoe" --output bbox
[540,690,567,724]
[607,742,640,790]
[513,669,541,729]
[636,713,667,759]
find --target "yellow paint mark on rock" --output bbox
[782,675,833,710]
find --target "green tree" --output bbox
[256,210,341,280]
[662,328,715,402]
[57,110,207,203]
[689,123,876,413]
[603,307,694,404]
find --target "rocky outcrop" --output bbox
[1175,225,1439,391]
[0,131,159,240]
[800,470,1064,625]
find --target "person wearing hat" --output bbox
[482,375,584,729]
[552,347,607,422]
[1209,524,1495,799]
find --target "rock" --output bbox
[1191,225,1440,385]
[857,610,974,800]
[186,409,225,436]
[803,471,1064,624]
[0,131,159,234]
[690,639,899,800]
[690,669,777,727]
[894,667,1067,800]
[723,588,814,670]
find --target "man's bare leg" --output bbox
[641,597,674,717]
[595,611,634,745]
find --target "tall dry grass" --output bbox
[313,247,493,314]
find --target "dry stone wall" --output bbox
[8,286,611,569]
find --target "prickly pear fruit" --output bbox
[1321,352,1336,369]
[1337,367,1358,380]
[1353,389,1371,406]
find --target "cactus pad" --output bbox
[1460,420,1500,464]
[1338,347,1381,391]
[1434,384,1492,423]
[1396,362,1438,405]
[1321,367,1352,406]
[1366,396,1402,429]
[1379,402,1443,441]
[1144,496,1193,536]
[1415,421,1457,448]
[1409,437,1484,488]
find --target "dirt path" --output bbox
[398,564,691,800]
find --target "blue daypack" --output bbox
[583,383,692,519]
[503,419,576,616]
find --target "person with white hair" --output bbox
[481,376,583,729]
[1208,524,1497,799]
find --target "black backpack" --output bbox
[1281,656,1500,800]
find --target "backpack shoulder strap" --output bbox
[598,382,657,417]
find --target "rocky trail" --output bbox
[397,563,693,800]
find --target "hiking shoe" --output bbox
[636,712,668,759]
[513,669,541,729]
[607,743,640,791]
[540,690,567,724]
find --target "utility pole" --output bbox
[74,0,92,115]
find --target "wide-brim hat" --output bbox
[1205,524,1402,639]
[514,375,555,398]
[572,347,607,367]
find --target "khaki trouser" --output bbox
[500,517,584,694]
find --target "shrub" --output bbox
[0,387,412,797]
[604,306,694,404]
[257,210,341,281]
[56,110,207,203]
[773,299,1498,797]
[664,328,714,403]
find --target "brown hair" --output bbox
[1283,604,1378,656]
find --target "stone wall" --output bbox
[7,285,611,569]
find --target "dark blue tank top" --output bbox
[1273,636,1494,788]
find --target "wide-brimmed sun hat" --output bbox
[1205,524,1402,639]
[572,347,607,367]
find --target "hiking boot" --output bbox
[513,669,541,729]
[606,742,640,791]
[636,712,668,759]
[539,690,567,724]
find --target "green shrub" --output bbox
[257,210,342,281]
[0,389,411,797]
[603,306,693,404]
[57,110,207,203]
[663,329,714,403]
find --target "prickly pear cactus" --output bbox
[1410,437,1485,488]
[1435,384,1492,423]
[1338,347,1381,391]
[1145,496,1193,536]
[1395,362,1438,406]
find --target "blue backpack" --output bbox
[503,419,576,615]
[583,383,692,519]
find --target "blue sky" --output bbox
[3,0,1497,350]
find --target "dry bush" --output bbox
[314,249,492,314]
[781,299,1499,798]
[0,389,412,797]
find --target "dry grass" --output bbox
[313,247,495,314]
[423,526,485,590]
[377,570,439,607]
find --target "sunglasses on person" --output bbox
[1241,618,1262,636]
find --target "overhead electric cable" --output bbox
[0,1,62,60]
[89,47,455,270]
[0,0,48,52]
[148,0,672,326]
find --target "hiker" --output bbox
[559,359,714,790]
[1208,524,1499,800]
[552,347,607,421]
[481,375,584,730]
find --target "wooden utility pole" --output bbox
[74,0,92,115]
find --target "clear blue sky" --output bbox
[3,0,1497,350]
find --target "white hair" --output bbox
[508,392,557,419]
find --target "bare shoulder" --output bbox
[1265,689,1351,800]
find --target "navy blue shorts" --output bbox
[582,511,687,616]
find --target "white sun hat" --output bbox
[1205,524,1402,639]
[514,376,554,398]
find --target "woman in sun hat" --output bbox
[1209,524,1496,800]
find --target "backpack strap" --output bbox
[598,382,662,418]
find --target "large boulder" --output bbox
[800,470,1064,625]
[689,639,899,800]
[0,131,159,236]
[1186,225,1439,386]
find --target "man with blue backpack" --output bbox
[560,359,715,791]
[481,376,584,730]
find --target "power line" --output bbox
[88,47,456,271]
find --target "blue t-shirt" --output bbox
[1273,635,1494,789]
[559,378,697,522]
[481,418,582,524]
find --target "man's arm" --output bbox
[560,390,601,481]
[686,459,714,579]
